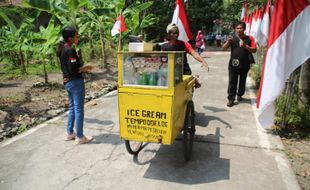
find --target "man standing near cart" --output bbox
[222,21,257,107]
[161,23,209,75]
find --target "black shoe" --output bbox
[227,100,234,107]
[237,96,243,102]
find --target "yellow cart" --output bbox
[118,51,196,161]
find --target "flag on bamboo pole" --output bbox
[259,0,272,46]
[111,14,126,36]
[250,8,259,40]
[240,3,248,21]
[255,8,265,45]
[257,0,310,128]
[172,0,193,41]
[245,13,253,35]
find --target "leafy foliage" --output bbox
[275,94,310,139]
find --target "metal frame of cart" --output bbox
[117,51,196,161]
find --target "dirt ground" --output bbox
[0,60,118,138]
[0,57,309,189]
[282,139,310,190]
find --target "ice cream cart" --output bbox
[117,51,196,161]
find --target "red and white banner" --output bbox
[259,0,272,46]
[250,8,260,40]
[172,0,193,41]
[240,3,248,21]
[111,15,126,36]
[257,0,310,128]
[245,13,253,35]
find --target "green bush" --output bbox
[275,94,310,139]
[250,63,261,89]
[0,60,60,79]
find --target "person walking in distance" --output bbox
[215,33,222,47]
[57,27,94,144]
[195,30,205,55]
[222,22,257,107]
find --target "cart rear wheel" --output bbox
[125,140,143,155]
[183,100,195,161]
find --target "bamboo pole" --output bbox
[117,11,122,52]
[118,28,122,52]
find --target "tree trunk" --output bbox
[43,60,48,84]
[281,68,300,128]
[19,49,26,74]
[78,49,84,65]
[299,59,310,106]
[99,27,107,68]
[89,33,95,58]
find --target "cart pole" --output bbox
[118,11,122,52]
[118,30,122,51]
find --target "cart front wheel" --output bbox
[183,100,195,161]
[125,140,143,155]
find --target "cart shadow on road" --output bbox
[195,111,232,129]
[141,127,230,184]
[84,118,122,145]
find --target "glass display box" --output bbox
[118,52,184,89]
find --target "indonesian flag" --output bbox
[259,0,272,46]
[111,15,126,36]
[257,0,310,128]
[254,8,264,44]
[245,13,253,35]
[250,8,260,40]
[240,3,248,21]
[172,0,193,41]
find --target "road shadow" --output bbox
[195,112,232,129]
[203,106,227,113]
[140,127,230,184]
[84,118,115,133]
[91,133,123,145]
[84,118,114,126]
[235,98,256,105]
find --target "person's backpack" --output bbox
[248,53,255,64]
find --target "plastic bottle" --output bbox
[158,68,167,86]
[149,72,157,86]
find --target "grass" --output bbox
[0,61,61,80]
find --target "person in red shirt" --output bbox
[222,21,257,107]
[161,23,209,75]
[195,30,205,55]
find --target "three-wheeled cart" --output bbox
[118,51,196,161]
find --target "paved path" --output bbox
[0,51,300,190]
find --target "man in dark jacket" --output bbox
[222,21,257,107]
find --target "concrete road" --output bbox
[0,51,300,190]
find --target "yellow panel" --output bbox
[171,75,195,141]
[118,93,174,144]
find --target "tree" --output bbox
[299,59,310,106]
[32,17,60,83]
[0,10,35,74]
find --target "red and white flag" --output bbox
[256,7,266,46]
[245,13,253,35]
[250,8,260,40]
[172,0,193,41]
[257,0,310,128]
[259,0,272,46]
[240,3,248,21]
[111,15,126,36]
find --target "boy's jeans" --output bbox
[64,78,85,138]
